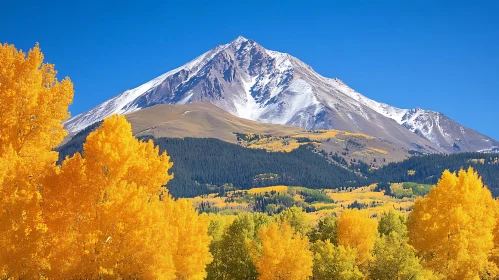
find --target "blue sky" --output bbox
[1,0,498,139]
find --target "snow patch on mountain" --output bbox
[64,36,498,153]
[234,75,260,120]
[275,79,318,125]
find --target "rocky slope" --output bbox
[65,36,498,153]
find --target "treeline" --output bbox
[59,128,499,197]
[369,152,499,196]
[59,133,367,197]
[207,207,421,279]
[152,137,368,197]
[206,168,499,279]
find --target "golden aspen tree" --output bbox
[0,43,73,278]
[407,168,498,279]
[0,43,213,279]
[251,220,313,280]
[337,209,378,269]
[486,201,499,278]
[172,199,213,280]
[43,115,213,279]
[0,43,73,156]
[42,115,178,278]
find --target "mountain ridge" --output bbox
[64,36,498,153]
[124,102,412,166]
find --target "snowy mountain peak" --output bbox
[232,35,250,44]
[65,37,498,153]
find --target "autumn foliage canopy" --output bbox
[0,43,212,279]
[3,42,499,280]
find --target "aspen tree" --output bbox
[408,168,498,279]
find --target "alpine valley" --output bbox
[59,36,499,199]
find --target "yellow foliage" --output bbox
[0,43,73,157]
[343,131,374,139]
[352,148,389,157]
[310,202,335,209]
[391,200,415,210]
[293,130,340,140]
[247,185,289,194]
[469,158,486,164]
[248,140,298,152]
[322,184,416,217]
[352,184,378,192]
[173,199,213,280]
[251,220,313,280]
[367,148,388,155]
[247,137,306,152]
[0,43,73,277]
[407,168,498,279]
[481,261,499,280]
[243,129,376,152]
[491,201,499,269]
[42,115,212,279]
[42,115,176,277]
[0,43,212,278]
[293,130,373,141]
[337,209,378,267]
[329,191,385,201]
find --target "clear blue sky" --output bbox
[1,0,498,140]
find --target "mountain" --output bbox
[60,102,411,172]
[124,102,412,165]
[64,36,498,153]
[125,102,303,143]
[57,110,499,198]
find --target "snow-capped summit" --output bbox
[65,36,498,153]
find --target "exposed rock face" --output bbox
[65,36,498,153]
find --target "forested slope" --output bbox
[58,123,499,197]
[58,129,366,197]
[369,153,499,196]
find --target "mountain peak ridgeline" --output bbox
[65,36,498,153]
